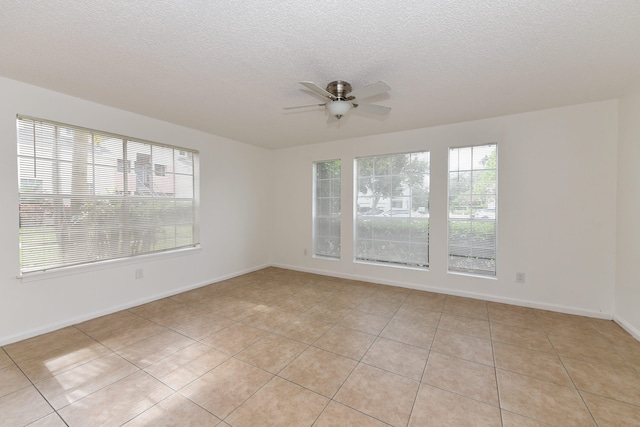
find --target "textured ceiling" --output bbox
[1,1,640,149]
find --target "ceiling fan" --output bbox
[284,80,391,122]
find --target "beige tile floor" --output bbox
[1,267,640,426]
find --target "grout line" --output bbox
[487,309,505,427]
[1,349,70,426]
[405,301,443,426]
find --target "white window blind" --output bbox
[355,151,430,268]
[17,116,200,275]
[313,160,341,258]
[448,143,497,276]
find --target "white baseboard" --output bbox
[4,262,630,347]
[271,263,614,320]
[614,315,640,342]
[0,263,270,347]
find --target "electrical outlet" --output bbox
[135,268,144,279]
[516,272,525,283]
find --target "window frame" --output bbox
[312,159,341,259]
[447,143,498,277]
[16,115,200,276]
[354,150,430,269]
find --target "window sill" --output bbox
[354,259,429,272]
[18,245,201,283]
[312,255,341,261]
[447,270,497,280]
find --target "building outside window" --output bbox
[117,159,130,173]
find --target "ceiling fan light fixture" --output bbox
[326,100,352,119]
[286,80,391,122]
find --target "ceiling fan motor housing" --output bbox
[326,81,353,100]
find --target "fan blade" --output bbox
[354,103,391,115]
[283,103,325,110]
[299,81,335,100]
[349,81,391,100]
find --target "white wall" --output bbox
[616,82,640,339]
[272,101,618,318]
[0,75,628,346]
[0,77,272,345]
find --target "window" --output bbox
[448,143,497,276]
[154,164,166,176]
[355,151,430,268]
[17,116,200,275]
[313,160,341,258]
